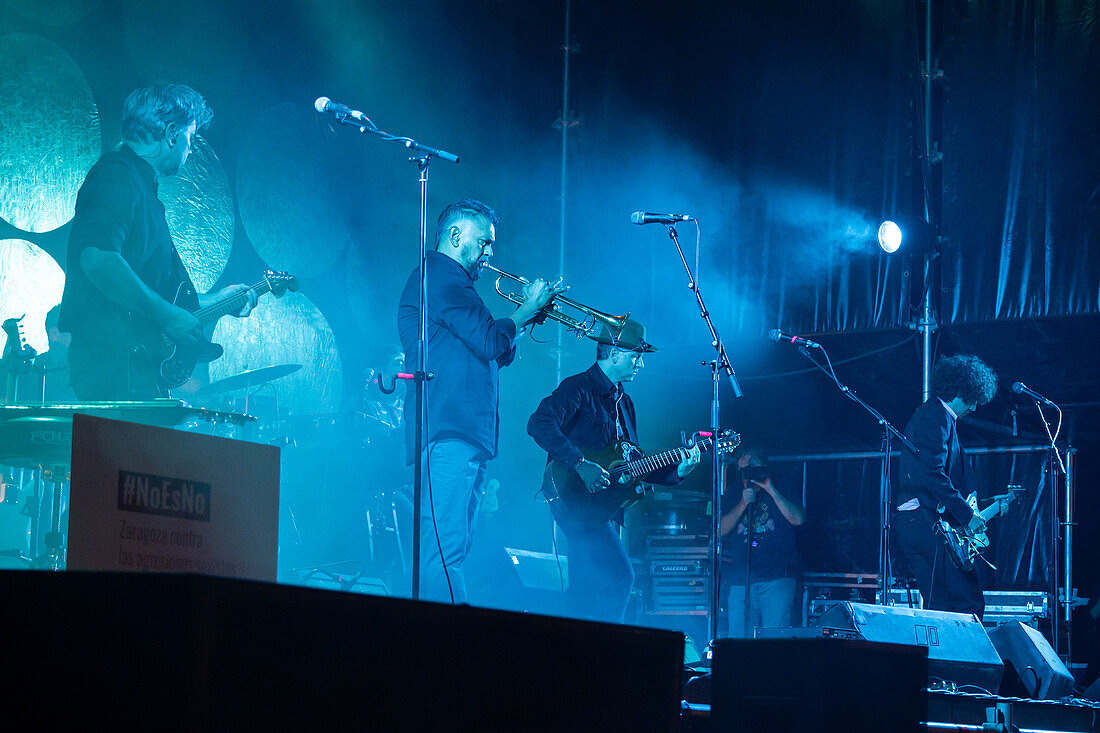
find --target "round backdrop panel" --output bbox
[157,134,233,293]
[209,291,342,416]
[0,239,65,356]
[236,102,350,279]
[0,33,100,233]
[2,0,99,26]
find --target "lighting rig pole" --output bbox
[916,0,943,399]
[554,0,578,385]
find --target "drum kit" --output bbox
[0,399,254,570]
[0,361,411,589]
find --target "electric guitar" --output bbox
[2,316,37,403]
[548,430,741,523]
[935,484,1023,572]
[133,270,298,390]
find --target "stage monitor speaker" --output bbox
[816,602,1003,691]
[0,570,683,732]
[710,637,927,733]
[987,621,1073,700]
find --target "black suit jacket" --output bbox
[897,398,974,526]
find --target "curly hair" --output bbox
[434,199,499,248]
[122,83,212,144]
[931,354,998,406]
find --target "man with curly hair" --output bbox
[895,354,999,617]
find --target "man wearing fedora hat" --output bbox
[527,319,700,623]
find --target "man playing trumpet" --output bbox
[397,198,565,604]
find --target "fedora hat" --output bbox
[592,318,657,353]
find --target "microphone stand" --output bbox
[1017,389,1068,655]
[790,343,917,601]
[743,500,755,637]
[329,109,459,600]
[663,223,743,646]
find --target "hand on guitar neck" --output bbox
[162,283,257,351]
[199,283,259,317]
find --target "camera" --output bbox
[738,464,769,482]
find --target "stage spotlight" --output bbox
[877,221,902,253]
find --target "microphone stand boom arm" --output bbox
[790,344,918,599]
[662,223,743,645]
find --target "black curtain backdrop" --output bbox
[657,0,1100,336]
[941,0,1100,325]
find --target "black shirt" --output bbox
[527,362,679,485]
[58,145,191,399]
[59,145,187,337]
[397,251,518,461]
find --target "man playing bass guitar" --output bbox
[59,83,256,400]
[895,354,999,619]
[527,319,700,623]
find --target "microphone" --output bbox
[1011,381,1056,406]
[314,96,370,125]
[768,329,821,349]
[630,211,694,225]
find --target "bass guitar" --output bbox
[935,484,1023,572]
[133,270,298,391]
[548,430,741,523]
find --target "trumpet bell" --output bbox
[483,264,629,339]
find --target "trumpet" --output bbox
[482,264,629,339]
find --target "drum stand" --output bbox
[29,462,68,570]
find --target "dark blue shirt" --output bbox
[398,251,518,461]
[527,363,678,485]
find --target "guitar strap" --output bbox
[613,386,625,440]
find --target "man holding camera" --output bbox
[720,447,804,637]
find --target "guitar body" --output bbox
[550,440,651,524]
[936,486,1021,572]
[126,270,298,393]
[935,518,980,572]
[155,281,223,388]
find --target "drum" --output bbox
[0,467,35,567]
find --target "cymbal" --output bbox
[199,364,301,395]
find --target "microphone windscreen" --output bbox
[314,96,330,113]
[767,329,782,342]
[1011,381,1026,394]
[630,211,645,225]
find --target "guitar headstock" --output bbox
[1,317,21,358]
[715,429,741,455]
[2,315,35,365]
[264,270,300,298]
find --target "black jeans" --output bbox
[894,509,985,619]
[550,499,634,624]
